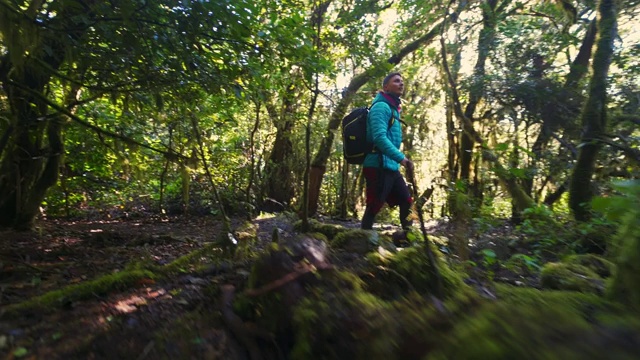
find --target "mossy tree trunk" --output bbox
[0,1,95,230]
[441,44,461,216]
[264,123,296,206]
[441,0,503,217]
[569,0,618,221]
[458,0,498,190]
[440,9,536,216]
[527,20,597,202]
[263,91,297,207]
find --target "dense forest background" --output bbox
[1,0,638,228]
[1,0,640,358]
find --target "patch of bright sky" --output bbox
[334,6,400,90]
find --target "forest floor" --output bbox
[1,214,345,359]
[0,213,556,359]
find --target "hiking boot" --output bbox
[392,230,410,247]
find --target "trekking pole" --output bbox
[406,165,445,300]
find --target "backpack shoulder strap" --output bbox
[372,101,406,129]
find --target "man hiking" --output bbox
[361,72,414,236]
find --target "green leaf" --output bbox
[480,249,496,258]
[14,347,28,357]
[508,167,527,178]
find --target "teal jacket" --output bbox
[363,92,405,171]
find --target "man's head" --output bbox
[382,72,404,97]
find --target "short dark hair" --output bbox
[383,72,402,87]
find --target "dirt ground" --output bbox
[0,212,537,359]
[0,214,302,359]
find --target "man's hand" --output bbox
[400,158,414,171]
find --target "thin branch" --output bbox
[519,11,562,29]
[614,114,640,126]
[550,133,578,158]
[597,138,640,165]
[189,112,230,225]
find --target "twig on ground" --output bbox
[244,262,334,297]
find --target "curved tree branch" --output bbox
[6,79,188,162]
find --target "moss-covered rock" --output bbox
[292,288,390,359]
[234,221,259,260]
[284,233,329,267]
[331,229,379,254]
[540,262,604,294]
[385,245,468,299]
[429,285,640,360]
[292,286,460,360]
[293,219,347,240]
[502,253,541,276]
[564,253,615,278]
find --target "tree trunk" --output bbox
[440,22,535,214]
[0,109,64,229]
[264,90,297,207]
[264,126,295,206]
[569,0,617,221]
[0,66,66,229]
[528,20,597,198]
[458,0,498,185]
[0,1,96,230]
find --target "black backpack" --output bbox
[341,106,394,165]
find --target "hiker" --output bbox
[361,72,414,233]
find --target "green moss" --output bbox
[161,243,224,275]
[308,232,328,243]
[293,219,346,240]
[430,285,640,360]
[540,262,604,294]
[331,229,378,253]
[246,243,285,290]
[494,284,613,311]
[292,288,393,359]
[292,282,475,360]
[365,247,395,266]
[425,234,450,247]
[386,245,467,298]
[3,269,155,316]
[564,254,615,278]
[234,221,259,261]
[608,210,640,308]
[430,300,590,359]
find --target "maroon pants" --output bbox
[361,167,412,229]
